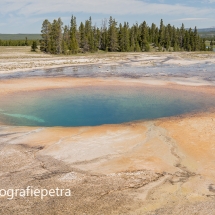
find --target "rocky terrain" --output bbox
[0,48,215,214]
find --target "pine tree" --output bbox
[95,27,101,50]
[49,18,63,54]
[79,22,85,51]
[159,19,165,47]
[123,22,130,51]
[164,26,170,50]
[31,41,38,51]
[88,17,95,52]
[108,16,118,52]
[193,26,198,51]
[179,23,185,49]
[129,26,135,51]
[118,22,130,52]
[140,21,149,51]
[184,31,190,51]
[135,23,141,51]
[62,25,70,54]
[101,19,108,51]
[83,18,93,52]
[150,23,156,44]
[40,19,51,53]
[118,23,123,51]
[57,18,63,54]
[91,25,98,52]
[154,27,159,47]
[70,15,79,54]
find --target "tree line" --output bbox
[40,16,209,54]
[0,37,38,46]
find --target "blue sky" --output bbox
[0,0,215,33]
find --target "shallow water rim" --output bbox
[1,76,215,95]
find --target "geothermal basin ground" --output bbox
[0,47,215,214]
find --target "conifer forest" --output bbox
[40,16,209,54]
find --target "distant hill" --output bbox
[0,34,41,40]
[198,28,215,32]
[197,28,215,38]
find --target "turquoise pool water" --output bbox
[0,86,214,126]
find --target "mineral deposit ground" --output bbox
[0,48,215,215]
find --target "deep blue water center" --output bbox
[0,85,214,127]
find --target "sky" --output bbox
[0,0,215,33]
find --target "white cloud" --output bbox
[201,0,215,3]
[174,18,209,21]
[0,0,214,16]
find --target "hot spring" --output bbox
[0,85,214,127]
